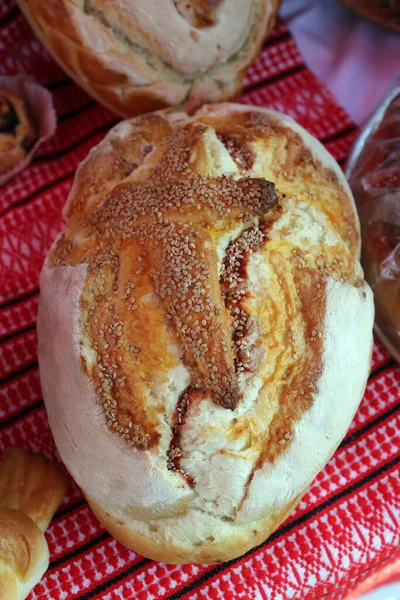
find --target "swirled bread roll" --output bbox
[37,103,374,564]
[0,448,68,599]
[16,0,280,117]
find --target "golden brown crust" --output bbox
[0,508,46,583]
[38,104,373,565]
[17,0,281,117]
[48,106,362,455]
[0,447,69,532]
[0,448,68,599]
[64,113,173,220]
[224,110,359,254]
[0,563,19,600]
[89,490,305,564]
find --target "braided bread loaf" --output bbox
[17,0,280,117]
[0,448,68,599]
[38,104,374,563]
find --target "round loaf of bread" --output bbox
[37,103,374,564]
[17,0,280,117]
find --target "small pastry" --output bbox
[0,89,36,176]
[0,447,68,600]
[0,76,56,186]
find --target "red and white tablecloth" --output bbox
[0,1,399,598]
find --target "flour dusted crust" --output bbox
[17,0,280,117]
[37,103,374,563]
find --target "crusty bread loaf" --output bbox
[37,103,374,564]
[0,448,68,599]
[16,0,280,117]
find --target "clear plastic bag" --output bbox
[346,78,400,362]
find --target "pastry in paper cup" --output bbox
[0,75,56,186]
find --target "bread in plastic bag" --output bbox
[346,78,400,362]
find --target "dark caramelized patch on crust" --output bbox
[167,387,205,485]
[217,132,255,170]
[174,0,222,28]
[220,208,282,375]
[221,223,267,374]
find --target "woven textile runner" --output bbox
[0,2,399,598]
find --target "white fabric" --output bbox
[280,0,400,124]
